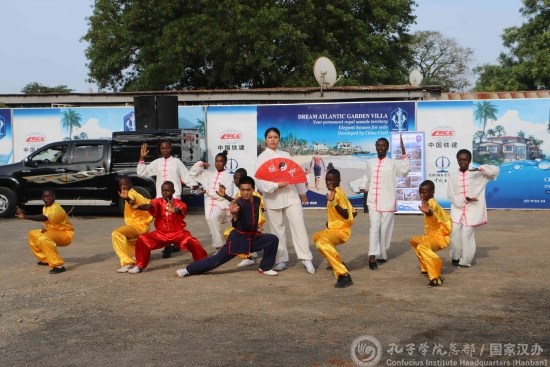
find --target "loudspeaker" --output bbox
[134,95,179,130]
[134,96,157,130]
[156,95,178,130]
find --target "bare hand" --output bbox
[201,162,210,169]
[418,200,430,214]
[277,182,289,188]
[400,133,406,156]
[217,184,226,197]
[299,194,308,205]
[165,199,175,213]
[326,189,336,202]
[15,206,25,219]
[229,200,240,214]
[466,197,479,202]
[140,143,149,160]
[118,188,129,199]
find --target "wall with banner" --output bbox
[1,98,549,210]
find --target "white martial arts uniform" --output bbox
[255,148,313,264]
[137,156,197,198]
[189,162,234,250]
[358,156,410,260]
[447,164,500,266]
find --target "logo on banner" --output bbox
[435,155,451,173]
[0,116,5,139]
[431,126,456,141]
[390,108,408,131]
[124,111,136,131]
[220,129,243,142]
[226,158,239,173]
[25,133,46,144]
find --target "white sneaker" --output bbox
[117,264,135,273]
[273,262,287,271]
[128,266,143,274]
[259,269,278,276]
[237,258,255,267]
[176,268,189,278]
[302,260,316,274]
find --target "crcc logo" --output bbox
[350,335,383,366]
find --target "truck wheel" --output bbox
[0,188,17,218]
[118,186,153,215]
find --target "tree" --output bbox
[474,101,499,152]
[474,0,550,91]
[61,109,83,140]
[409,31,474,92]
[83,0,416,91]
[22,82,74,94]
[487,128,496,138]
[494,125,506,136]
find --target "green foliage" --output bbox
[474,0,550,91]
[61,109,83,140]
[410,31,474,92]
[83,0,416,91]
[21,82,74,94]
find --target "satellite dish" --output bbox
[314,57,338,88]
[409,69,423,86]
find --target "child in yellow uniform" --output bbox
[410,180,452,288]
[16,189,74,274]
[112,176,153,273]
[313,169,356,288]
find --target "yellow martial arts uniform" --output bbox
[28,202,74,269]
[410,198,452,281]
[313,187,355,278]
[112,188,153,266]
[223,191,266,258]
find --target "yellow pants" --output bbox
[112,224,150,266]
[313,228,350,278]
[410,234,449,281]
[28,229,73,269]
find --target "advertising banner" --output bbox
[0,109,13,165]
[256,102,416,208]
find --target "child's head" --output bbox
[215,150,228,171]
[238,176,255,201]
[41,189,56,207]
[456,149,472,172]
[233,168,247,186]
[418,180,435,202]
[118,176,132,191]
[325,169,341,190]
[375,137,390,158]
[161,181,175,201]
[158,140,172,158]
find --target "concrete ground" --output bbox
[0,208,548,367]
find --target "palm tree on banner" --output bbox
[494,125,506,136]
[61,109,82,140]
[474,101,498,153]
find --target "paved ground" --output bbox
[0,208,548,367]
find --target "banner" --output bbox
[0,109,13,165]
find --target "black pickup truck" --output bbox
[0,129,200,218]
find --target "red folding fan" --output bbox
[255,157,307,184]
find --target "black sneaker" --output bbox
[368,261,378,270]
[49,266,66,274]
[37,261,49,266]
[428,278,442,288]
[162,245,180,259]
[335,274,353,288]
[452,259,459,266]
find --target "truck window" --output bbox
[72,144,104,163]
[30,144,68,165]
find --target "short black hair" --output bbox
[376,137,389,146]
[238,176,255,189]
[419,180,435,191]
[264,127,280,139]
[456,149,472,160]
[326,168,341,180]
[161,180,175,189]
[234,168,247,176]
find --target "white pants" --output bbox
[206,206,229,250]
[266,202,313,264]
[368,210,395,260]
[450,220,476,266]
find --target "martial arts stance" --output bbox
[128,181,207,273]
[176,176,279,277]
[16,189,74,274]
[358,135,410,269]
[255,127,315,274]
[313,169,356,288]
[448,149,500,267]
[112,176,153,273]
[137,139,198,258]
[189,150,234,252]
[410,180,452,287]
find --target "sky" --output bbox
[0,0,525,94]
